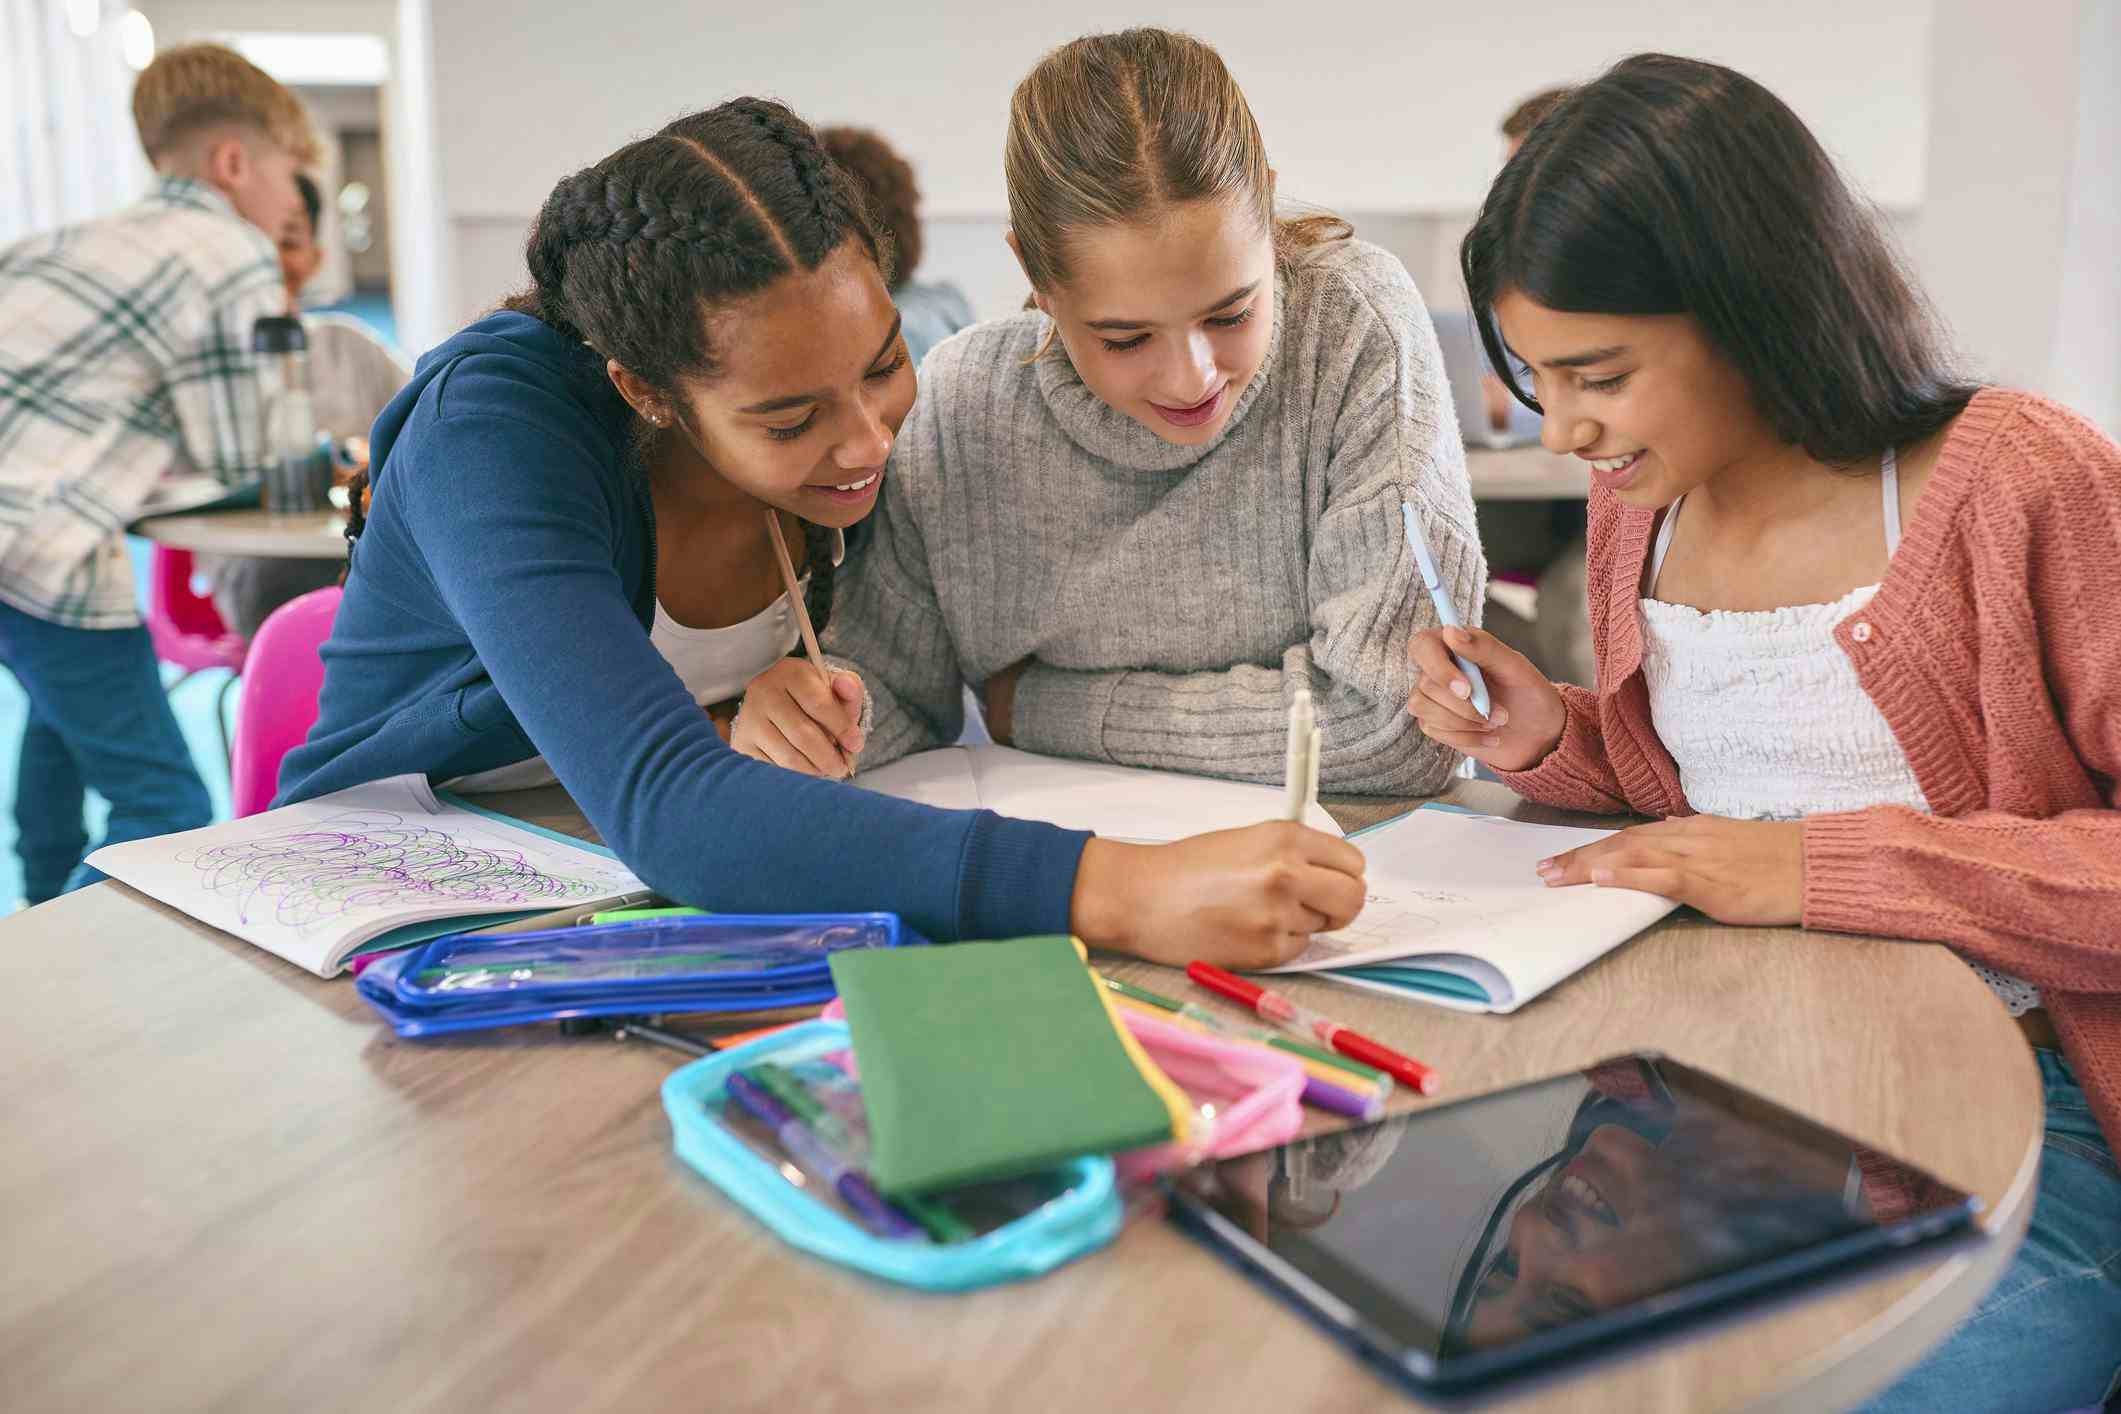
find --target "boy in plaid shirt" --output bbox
[0,44,316,901]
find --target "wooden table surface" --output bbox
[132,507,348,559]
[1468,445,1590,502]
[0,782,2037,1414]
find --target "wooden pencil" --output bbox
[763,509,828,684]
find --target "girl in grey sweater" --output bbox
[741,28,1485,795]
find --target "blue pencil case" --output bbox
[663,1020,1123,1291]
[355,914,907,1037]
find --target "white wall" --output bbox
[426,0,1935,333]
[2050,1,2120,434]
[1917,0,2120,433]
[3,0,148,246]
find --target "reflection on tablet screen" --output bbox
[1185,1056,1974,1365]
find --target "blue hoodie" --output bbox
[277,311,1088,941]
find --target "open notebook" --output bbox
[87,774,647,979]
[853,745,1343,841]
[1266,807,1678,1013]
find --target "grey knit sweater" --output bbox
[823,238,1486,795]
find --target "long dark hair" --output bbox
[1461,54,1974,467]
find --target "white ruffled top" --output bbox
[1639,449,2043,1018]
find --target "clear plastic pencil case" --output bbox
[355,914,907,1038]
[662,1020,1123,1291]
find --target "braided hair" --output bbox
[498,98,887,635]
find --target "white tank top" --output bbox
[1639,451,2042,1017]
[444,527,840,794]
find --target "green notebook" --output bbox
[829,937,1177,1195]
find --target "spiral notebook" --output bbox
[86,774,649,978]
[1265,806,1679,1013]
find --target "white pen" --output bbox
[1400,501,1491,719]
[1284,687,1319,822]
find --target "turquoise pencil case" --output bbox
[661,1020,1123,1291]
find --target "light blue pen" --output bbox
[1400,501,1491,718]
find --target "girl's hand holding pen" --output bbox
[1407,626,1566,773]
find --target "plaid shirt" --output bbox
[0,177,283,628]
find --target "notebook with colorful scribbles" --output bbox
[86,774,647,978]
[829,936,1188,1195]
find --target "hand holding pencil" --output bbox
[1405,625,1565,774]
[726,512,866,777]
[1400,500,1568,774]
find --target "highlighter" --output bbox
[1400,501,1491,719]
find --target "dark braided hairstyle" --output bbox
[503,97,890,635]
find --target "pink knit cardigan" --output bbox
[1497,389,2121,1152]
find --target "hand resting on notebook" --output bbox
[1534,816,1805,926]
[1410,627,1808,926]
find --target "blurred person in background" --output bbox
[820,126,975,368]
[203,172,411,637]
[0,44,313,901]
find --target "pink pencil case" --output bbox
[1108,1009,1305,1180]
[817,998,1304,1180]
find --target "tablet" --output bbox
[1163,1053,1981,1396]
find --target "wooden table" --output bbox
[133,508,348,560]
[1468,445,1589,501]
[0,782,2037,1413]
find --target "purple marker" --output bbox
[723,1071,926,1241]
[1301,1071,1387,1122]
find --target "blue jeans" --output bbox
[1861,1048,2121,1413]
[0,605,211,897]
[16,710,88,903]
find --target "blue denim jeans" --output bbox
[16,709,89,903]
[0,605,211,897]
[1861,1048,2121,1413]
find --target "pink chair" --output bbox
[145,546,249,760]
[229,586,341,817]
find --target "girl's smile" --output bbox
[1149,383,1228,428]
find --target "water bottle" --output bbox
[253,315,332,512]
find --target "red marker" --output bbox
[1186,961,1440,1096]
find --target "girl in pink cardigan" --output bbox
[1416,55,2121,1409]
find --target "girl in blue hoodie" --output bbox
[279,99,1365,962]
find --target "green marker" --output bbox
[745,1063,854,1151]
[588,906,710,925]
[742,1063,973,1241]
[892,1190,977,1244]
[1098,973,1391,1089]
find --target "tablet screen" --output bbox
[1176,1055,1976,1370]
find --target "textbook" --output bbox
[86,774,648,979]
[1266,807,1679,1013]
[853,744,1343,841]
